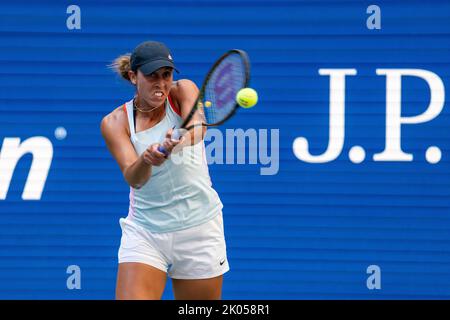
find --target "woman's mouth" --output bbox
[154,91,164,98]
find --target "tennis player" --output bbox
[101,41,229,300]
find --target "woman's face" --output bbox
[130,67,173,107]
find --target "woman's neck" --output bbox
[134,96,165,120]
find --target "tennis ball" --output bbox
[236,88,258,108]
[205,101,212,107]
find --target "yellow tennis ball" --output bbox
[205,101,212,107]
[236,88,258,108]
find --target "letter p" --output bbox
[374,69,445,162]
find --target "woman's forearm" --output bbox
[123,154,152,189]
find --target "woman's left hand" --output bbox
[160,128,184,156]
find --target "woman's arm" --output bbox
[173,79,207,147]
[100,107,168,189]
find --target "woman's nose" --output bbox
[155,77,165,87]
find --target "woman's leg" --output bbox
[116,262,167,300]
[171,275,223,300]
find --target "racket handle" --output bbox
[157,145,168,156]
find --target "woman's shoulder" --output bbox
[100,103,130,137]
[170,79,199,104]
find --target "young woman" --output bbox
[101,41,229,300]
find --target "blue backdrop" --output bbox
[0,0,449,299]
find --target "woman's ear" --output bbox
[129,70,137,85]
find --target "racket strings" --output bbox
[203,53,247,125]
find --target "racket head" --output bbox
[181,49,251,130]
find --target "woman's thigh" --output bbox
[172,275,223,300]
[116,262,167,300]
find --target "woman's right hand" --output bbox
[142,128,184,166]
[142,143,168,166]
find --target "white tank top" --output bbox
[123,97,223,233]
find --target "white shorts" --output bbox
[118,213,230,279]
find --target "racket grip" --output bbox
[157,145,168,156]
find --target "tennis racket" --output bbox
[158,49,251,155]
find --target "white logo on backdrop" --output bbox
[293,69,445,164]
[0,137,53,200]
